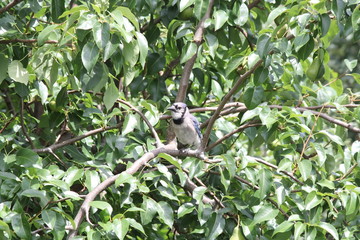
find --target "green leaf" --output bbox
[251,205,279,227]
[344,59,358,72]
[265,5,287,27]
[114,6,139,31]
[273,221,293,236]
[294,222,305,240]
[299,160,312,181]
[93,22,110,50]
[180,0,195,12]
[243,86,264,110]
[211,79,224,99]
[317,222,339,240]
[122,114,138,135]
[207,212,225,239]
[194,0,209,20]
[81,42,99,72]
[259,107,277,129]
[320,13,331,37]
[317,130,344,145]
[234,2,248,26]
[0,53,8,83]
[11,214,31,239]
[257,34,271,58]
[38,25,58,46]
[258,168,272,200]
[42,209,57,229]
[8,60,29,84]
[192,186,207,204]
[90,201,113,215]
[126,218,146,235]
[157,201,174,227]
[51,0,65,23]
[84,170,100,192]
[140,197,158,225]
[178,203,195,218]
[180,42,197,64]
[104,81,119,110]
[294,33,310,52]
[352,4,360,32]
[113,218,129,240]
[158,153,182,170]
[214,10,228,31]
[225,55,243,77]
[205,33,218,58]
[305,191,322,210]
[230,225,246,240]
[115,172,136,187]
[16,148,39,167]
[21,189,48,207]
[135,32,148,68]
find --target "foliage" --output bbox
[0,0,360,239]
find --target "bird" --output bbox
[167,102,202,150]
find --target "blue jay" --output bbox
[168,102,202,150]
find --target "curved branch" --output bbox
[33,124,121,153]
[67,146,207,238]
[201,60,263,151]
[117,99,163,147]
[0,0,22,15]
[175,0,215,102]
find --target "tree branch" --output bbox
[201,60,263,151]
[206,121,262,151]
[67,146,207,238]
[0,39,58,44]
[251,157,304,185]
[175,0,215,102]
[117,99,163,148]
[33,124,121,153]
[20,99,34,148]
[0,0,22,15]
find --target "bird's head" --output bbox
[168,102,188,120]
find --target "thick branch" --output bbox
[0,39,58,44]
[0,0,23,15]
[201,60,263,151]
[175,0,215,102]
[67,146,207,238]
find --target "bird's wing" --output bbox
[190,114,202,139]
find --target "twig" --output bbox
[175,0,215,102]
[206,122,262,151]
[183,168,224,208]
[337,163,358,181]
[33,124,121,153]
[210,171,289,218]
[251,157,304,185]
[117,99,163,148]
[297,105,325,170]
[67,145,205,238]
[0,0,23,15]
[0,39,58,44]
[201,60,263,151]
[248,0,262,9]
[20,99,35,148]
[269,105,360,133]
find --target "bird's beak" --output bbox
[167,106,176,112]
